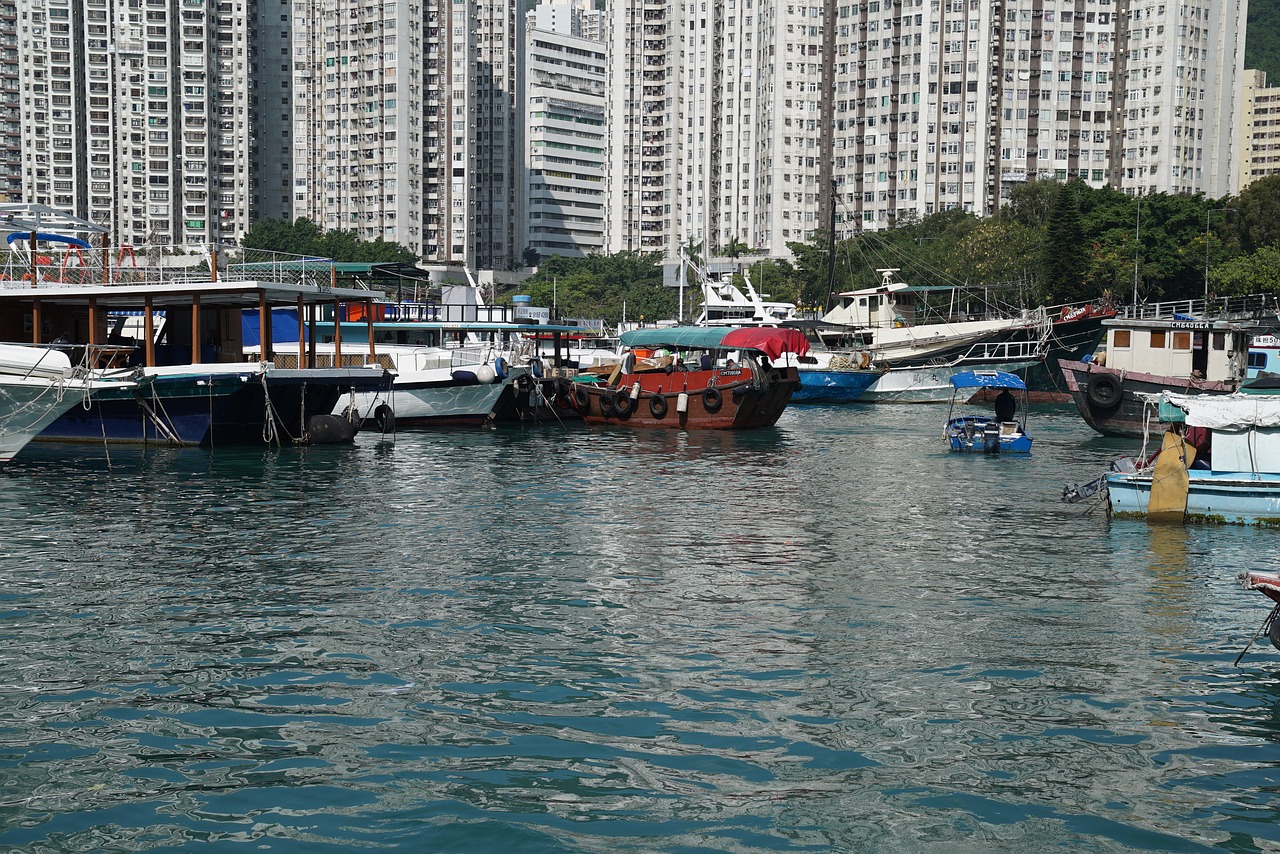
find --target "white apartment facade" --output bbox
[0,0,20,203]
[606,0,1248,264]
[14,0,291,247]
[290,0,524,269]
[525,1,607,259]
[290,0,425,254]
[1240,69,1280,191]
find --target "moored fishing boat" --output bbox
[306,312,584,428]
[569,326,807,430]
[0,221,392,447]
[1235,570,1280,663]
[1105,391,1280,525]
[1060,297,1273,438]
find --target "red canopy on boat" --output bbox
[720,327,810,359]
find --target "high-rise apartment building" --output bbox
[291,0,523,269]
[0,0,20,203]
[607,0,1247,263]
[290,0,425,253]
[524,0,607,259]
[15,0,289,246]
[1239,68,1280,191]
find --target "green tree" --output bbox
[1213,246,1280,295]
[1000,179,1060,231]
[1225,176,1280,254]
[1041,182,1089,303]
[722,235,748,260]
[240,217,415,263]
[508,251,674,327]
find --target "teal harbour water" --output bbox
[3,403,1280,852]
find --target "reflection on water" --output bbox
[1,405,1280,851]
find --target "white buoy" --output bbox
[630,381,641,400]
[475,365,497,384]
[676,392,689,413]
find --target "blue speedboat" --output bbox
[943,370,1033,453]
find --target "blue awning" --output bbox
[949,370,1027,390]
[241,308,309,346]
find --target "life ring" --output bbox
[600,392,617,417]
[374,403,395,433]
[1086,372,1123,410]
[613,391,634,417]
[649,393,668,419]
[703,387,723,412]
[493,357,507,380]
[573,385,591,412]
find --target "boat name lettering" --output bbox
[1171,321,1211,329]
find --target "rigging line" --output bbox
[131,389,181,446]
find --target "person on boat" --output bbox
[620,348,636,374]
[994,389,1016,423]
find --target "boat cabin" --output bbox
[820,268,990,330]
[1098,316,1249,384]
[1248,334,1280,380]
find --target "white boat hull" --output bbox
[336,365,531,426]
[0,375,85,464]
[859,360,1037,403]
[1107,471,1280,525]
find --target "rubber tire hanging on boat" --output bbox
[573,385,591,412]
[599,392,616,417]
[1086,373,1123,410]
[703,387,723,413]
[613,391,634,417]
[649,393,668,419]
[374,403,395,434]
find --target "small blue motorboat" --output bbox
[944,370,1033,454]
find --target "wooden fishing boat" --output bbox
[568,326,808,430]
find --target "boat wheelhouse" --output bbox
[1060,304,1262,438]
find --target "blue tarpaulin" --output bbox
[949,370,1027,390]
[241,308,309,346]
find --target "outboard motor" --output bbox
[982,422,1001,454]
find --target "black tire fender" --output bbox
[649,393,668,419]
[1086,372,1123,410]
[703,387,723,413]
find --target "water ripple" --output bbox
[0,407,1278,850]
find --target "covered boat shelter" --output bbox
[0,278,390,370]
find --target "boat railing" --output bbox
[954,337,1048,364]
[1117,293,1280,323]
[0,243,342,290]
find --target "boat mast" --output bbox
[824,178,837,313]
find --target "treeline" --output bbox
[519,176,1280,320]
[241,217,417,264]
